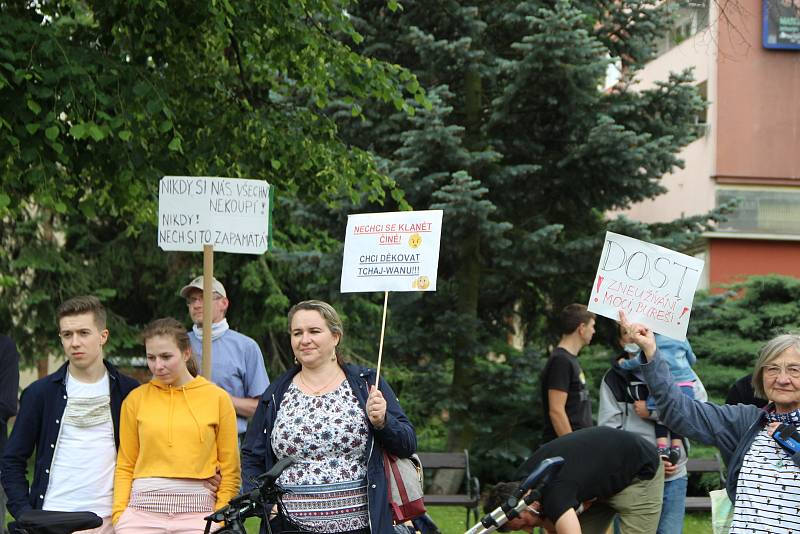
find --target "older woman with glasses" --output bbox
[620,312,800,534]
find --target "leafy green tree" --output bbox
[0,0,423,364]
[0,0,737,491]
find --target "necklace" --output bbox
[297,369,342,396]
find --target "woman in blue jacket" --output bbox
[621,312,800,534]
[242,300,416,534]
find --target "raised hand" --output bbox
[618,311,657,359]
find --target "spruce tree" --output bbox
[339,0,726,482]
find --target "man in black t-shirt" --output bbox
[485,427,664,534]
[541,304,595,442]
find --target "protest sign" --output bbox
[587,232,705,340]
[341,210,443,385]
[158,176,272,378]
[158,176,272,255]
[340,210,443,293]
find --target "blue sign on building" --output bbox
[763,0,800,50]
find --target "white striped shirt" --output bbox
[128,478,215,514]
[729,428,800,533]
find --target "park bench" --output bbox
[417,450,481,528]
[684,455,725,512]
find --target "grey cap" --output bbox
[179,275,227,298]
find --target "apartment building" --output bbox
[619,0,800,288]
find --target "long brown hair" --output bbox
[140,317,198,376]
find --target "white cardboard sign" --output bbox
[340,210,443,293]
[158,176,272,255]
[587,231,705,340]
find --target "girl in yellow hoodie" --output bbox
[113,318,240,533]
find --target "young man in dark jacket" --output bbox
[0,296,140,533]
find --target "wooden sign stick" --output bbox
[201,244,214,379]
[374,291,389,390]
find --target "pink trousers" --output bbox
[75,517,114,534]
[114,508,216,534]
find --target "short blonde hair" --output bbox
[287,300,345,364]
[752,334,800,399]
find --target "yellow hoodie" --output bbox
[112,376,240,523]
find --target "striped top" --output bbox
[128,478,215,514]
[729,428,800,533]
[282,479,369,532]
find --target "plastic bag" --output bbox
[710,489,733,534]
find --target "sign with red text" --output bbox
[158,176,272,254]
[587,232,704,340]
[340,210,443,293]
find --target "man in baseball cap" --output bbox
[181,275,269,441]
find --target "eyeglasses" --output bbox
[186,294,223,305]
[762,364,800,379]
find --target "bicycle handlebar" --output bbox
[9,510,103,534]
[204,456,297,533]
[218,455,297,515]
[256,455,296,487]
[516,456,564,497]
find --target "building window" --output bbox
[717,188,800,236]
[655,1,711,57]
[694,80,709,137]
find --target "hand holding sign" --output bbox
[588,232,704,340]
[618,310,657,359]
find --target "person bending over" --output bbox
[484,427,663,534]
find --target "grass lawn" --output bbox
[427,507,712,533]
[6,506,711,533]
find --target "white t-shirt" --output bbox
[43,371,116,517]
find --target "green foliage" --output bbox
[332,0,728,472]
[688,274,800,400]
[0,0,743,495]
[459,344,545,482]
[0,0,425,365]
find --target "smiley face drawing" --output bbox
[413,275,430,290]
[408,233,422,249]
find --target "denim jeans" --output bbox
[657,476,688,534]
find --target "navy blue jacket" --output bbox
[241,363,417,534]
[0,360,140,518]
[641,350,799,502]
